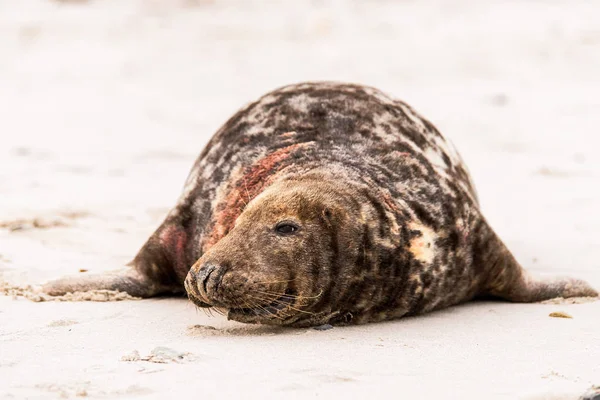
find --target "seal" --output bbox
[44,82,598,327]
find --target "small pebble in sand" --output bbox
[121,350,141,362]
[143,347,195,363]
[549,311,573,319]
[47,320,78,328]
[186,324,222,337]
[188,324,218,332]
[122,347,195,364]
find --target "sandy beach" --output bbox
[1,1,599,399]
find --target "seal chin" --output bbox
[227,308,299,326]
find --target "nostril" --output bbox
[197,264,218,295]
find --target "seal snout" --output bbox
[184,261,227,308]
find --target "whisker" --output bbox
[232,297,244,310]
[242,299,259,316]
[247,291,280,302]
[252,294,313,307]
[212,307,226,316]
[242,297,261,316]
[242,299,251,309]
[257,303,284,320]
[255,289,324,301]
[244,295,285,320]
[251,279,295,285]
[246,293,316,316]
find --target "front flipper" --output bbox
[42,215,193,298]
[42,267,180,298]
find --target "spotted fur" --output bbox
[44,82,598,326]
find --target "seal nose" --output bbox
[195,263,222,299]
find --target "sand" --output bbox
[1,0,599,399]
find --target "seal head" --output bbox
[185,176,365,326]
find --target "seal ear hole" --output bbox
[321,208,333,226]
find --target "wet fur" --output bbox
[44,82,598,326]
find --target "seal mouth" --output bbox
[239,290,295,316]
[227,289,298,323]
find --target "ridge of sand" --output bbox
[0,280,138,302]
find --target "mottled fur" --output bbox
[45,82,598,326]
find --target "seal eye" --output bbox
[275,222,299,236]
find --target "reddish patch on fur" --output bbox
[203,143,307,250]
[381,191,403,217]
[363,174,402,216]
[159,224,188,277]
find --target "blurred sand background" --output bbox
[1,0,599,399]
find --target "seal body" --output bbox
[45,82,598,326]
